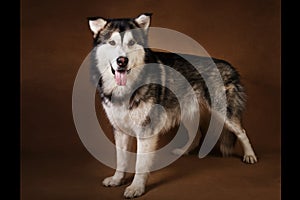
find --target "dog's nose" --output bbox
[116,56,129,68]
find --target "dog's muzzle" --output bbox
[110,56,131,86]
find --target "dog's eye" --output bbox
[128,40,136,46]
[108,40,116,46]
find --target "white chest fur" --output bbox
[102,98,154,137]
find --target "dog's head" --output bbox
[88,13,152,86]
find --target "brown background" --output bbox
[21,0,280,199]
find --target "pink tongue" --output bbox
[115,71,127,86]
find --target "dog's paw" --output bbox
[102,176,123,187]
[172,148,188,156]
[243,154,258,164]
[124,185,145,198]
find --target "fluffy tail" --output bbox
[220,131,237,157]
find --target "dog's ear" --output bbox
[135,13,152,31]
[88,17,107,38]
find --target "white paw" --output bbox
[172,148,188,156]
[102,176,123,187]
[243,154,258,164]
[124,185,145,198]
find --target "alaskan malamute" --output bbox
[88,13,257,198]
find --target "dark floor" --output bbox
[21,0,281,199]
[22,150,280,200]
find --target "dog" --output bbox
[87,13,257,198]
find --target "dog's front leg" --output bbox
[124,135,158,198]
[103,130,132,187]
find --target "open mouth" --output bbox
[110,65,131,86]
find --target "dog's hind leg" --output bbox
[172,128,201,156]
[224,117,257,164]
[172,113,201,156]
[102,130,133,187]
[222,82,257,163]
